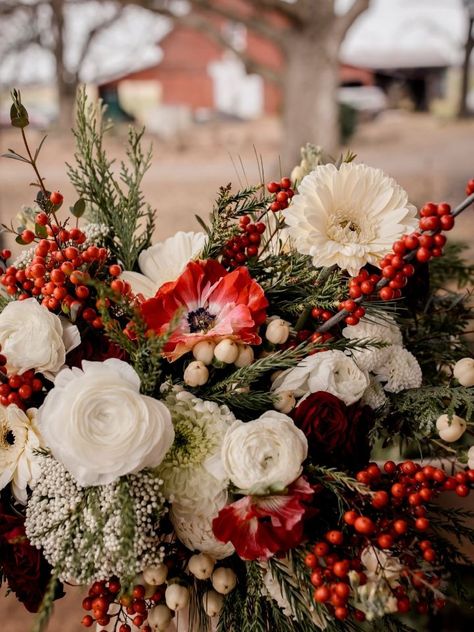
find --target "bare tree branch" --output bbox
[74,5,125,79]
[336,0,370,40]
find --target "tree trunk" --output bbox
[50,0,77,129]
[281,31,340,170]
[458,17,474,119]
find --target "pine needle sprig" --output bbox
[378,385,474,443]
[32,567,62,632]
[67,88,155,270]
[199,184,269,260]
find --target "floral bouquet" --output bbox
[1,89,474,632]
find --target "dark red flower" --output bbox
[291,391,374,470]
[212,477,314,561]
[0,501,62,612]
[140,259,268,360]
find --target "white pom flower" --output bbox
[122,231,206,298]
[37,359,174,486]
[0,298,80,377]
[272,350,369,406]
[0,405,43,503]
[159,389,235,511]
[342,314,402,372]
[362,377,388,410]
[170,501,235,559]
[221,411,307,492]
[283,162,418,276]
[373,346,422,393]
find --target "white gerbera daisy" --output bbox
[122,231,206,298]
[0,405,43,503]
[284,163,418,276]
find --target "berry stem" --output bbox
[316,191,474,334]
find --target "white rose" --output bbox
[37,359,174,486]
[0,298,80,377]
[221,411,308,491]
[0,405,43,503]
[122,231,206,298]
[272,350,369,406]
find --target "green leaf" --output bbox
[195,214,211,235]
[1,152,29,163]
[71,198,86,218]
[10,102,29,128]
[15,235,27,245]
[35,223,48,238]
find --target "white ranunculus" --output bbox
[221,411,308,492]
[122,231,206,298]
[283,162,418,276]
[0,298,80,377]
[0,405,43,503]
[272,350,369,406]
[37,359,174,486]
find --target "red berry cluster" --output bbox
[0,363,43,410]
[0,227,127,327]
[222,216,266,268]
[304,537,366,622]
[267,177,294,212]
[336,300,366,327]
[466,179,474,196]
[305,460,474,622]
[346,201,455,308]
[81,579,158,631]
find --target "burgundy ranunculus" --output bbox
[0,501,62,612]
[291,391,374,470]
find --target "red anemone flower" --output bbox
[140,259,268,361]
[212,477,314,561]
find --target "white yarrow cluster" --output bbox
[25,456,167,584]
[82,222,110,246]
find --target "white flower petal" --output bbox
[284,163,418,276]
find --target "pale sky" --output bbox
[0,0,469,87]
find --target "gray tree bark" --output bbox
[458,16,474,118]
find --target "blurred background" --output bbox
[0,0,473,630]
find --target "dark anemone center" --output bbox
[187,307,216,333]
[5,430,15,446]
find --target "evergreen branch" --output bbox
[66,88,155,270]
[200,184,269,260]
[32,567,62,632]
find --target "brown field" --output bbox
[0,110,474,631]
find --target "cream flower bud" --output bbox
[436,414,467,443]
[143,563,168,586]
[453,358,474,387]
[165,584,190,611]
[214,339,239,364]
[211,567,237,595]
[274,390,296,414]
[188,552,215,580]
[468,446,474,470]
[202,590,224,617]
[265,318,290,345]
[184,361,209,387]
[192,340,216,365]
[234,345,254,368]
[147,604,174,630]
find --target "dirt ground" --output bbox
[0,110,474,631]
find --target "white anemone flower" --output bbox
[122,231,206,298]
[0,405,43,503]
[283,163,418,276]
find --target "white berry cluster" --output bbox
[25,455,167,584]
